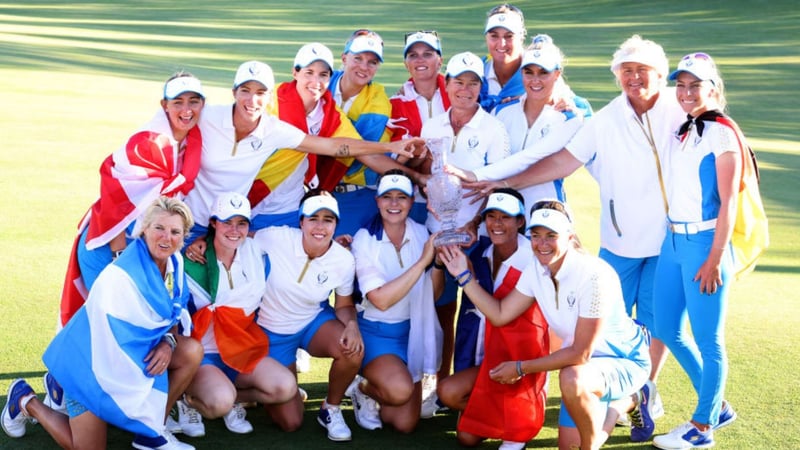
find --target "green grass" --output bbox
[1,1,799,448]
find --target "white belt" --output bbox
[334,183,367,193]
[668,219,717,234]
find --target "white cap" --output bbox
[527,208,572,235]
[377,173,414,196]
[482,192,524,217]
[609,35,669,78]
[294,43,335,72]
[233,60,275,91]
[163,76,205,100]
[211,192,251,222]
[668,52,718,83]
[521,45,562,72]
[403,31,442,56]
[484,12,525,35]
[300,195,340,219]
[344,34,384,62]
[446,52,483,79]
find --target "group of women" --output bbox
[1,3,745,450]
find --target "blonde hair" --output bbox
[137,196,195,238]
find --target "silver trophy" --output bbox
[426,137,471,247]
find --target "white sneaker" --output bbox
[499,441,526,450]
[223,403,253,434]
[175,399,205,437]
[420,373,438,419]
[652,422,714,449]
[2,379,35,438]
[296,348,312,373]
[165,416,182,434]
[132,430,195,450]
[42,372,66,415]
[346,376,381,430]
[317,403,352,441]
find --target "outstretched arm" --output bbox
[296,135,424,160]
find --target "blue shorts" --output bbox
[558,339,650,427]
[598,248,658,331]
[64,392,89,418]
[263,302,337,367]
[201,352,239,383]
[358,313,409,368]
[250,210,300,231]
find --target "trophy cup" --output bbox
[426,137,471,247]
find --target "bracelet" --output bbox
[162,332,177,352]
[516,360,525,377]
[457,272,473,287]
[455,269,470,280]
[433,260,446,270]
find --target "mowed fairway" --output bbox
[1,1,798,448]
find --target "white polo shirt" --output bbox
[667,121,738,223]
[254,226,355,335]
[421,107,510,233]
[351,218,432,324]
[479,99,584,211]
[516,248,641,358]
[565,89,685,258]
[185,104,306,226]
[187,238,266,353]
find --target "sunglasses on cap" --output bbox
[347,29,384,47]
[680,52,715,65]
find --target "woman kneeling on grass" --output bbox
[170,192,297,438]
[439,200,652,450]
[3,197,201,450]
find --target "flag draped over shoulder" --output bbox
[457,244,550,442]
[185,237,269,374]
[388,74,451,142]
[44,238,190,438]
[479,55,524,113]
[247,81,360,206]
[59,113,201,326]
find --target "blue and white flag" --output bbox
[44,238,189,438]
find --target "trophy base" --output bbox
[434,230,471,247]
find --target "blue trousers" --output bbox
[653,229,732,426]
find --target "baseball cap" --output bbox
[344,29,384,62]
[668,52,718,83]
[163,76,205,100]
[294,42,335,72]
[521,44,562,72]
[300,194,340,219]
[527,208,572,235]
[446,52,483,79]
[377,173,414,196]
[403,30,442,57]
[482,192,524,217]
[484,11,525,35]
[233,60,275,91]
[211,192,251,222]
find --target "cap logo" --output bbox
[312,47,319,55]
[229,197,243,209]
[462,56,473,66]
[498,15,507,22]
[542,211,550,218]
[685,59,694,67]
[533,50,541,58]
[248,63,261,76]
[391,175,400,183]
[496,194,505,201]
